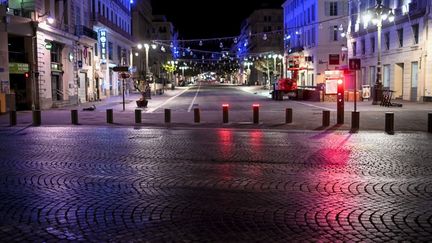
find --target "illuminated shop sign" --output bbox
[100,30,107,64]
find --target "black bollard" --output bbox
[286,108,293,124]
[165,109,171,123]
[106,109,113,124]
[32,110,41,126]
[385,112,394,135]
[194,108,200,123]
[253,104,260,124]
[71,110,78,125]
[9,110,17,126]
[428,113,432,133]
[351,111,360,132]
[222,104,229,123]
[322,110,330,127]
[135,109,142,124]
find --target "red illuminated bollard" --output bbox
[222,104,229,123]
[253,104,260,124]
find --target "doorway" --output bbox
[394,63,404,99]
[411,62,418,101]
[10,74,29,110]
[51,74,63,101]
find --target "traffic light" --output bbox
[24,72,29,78]
[337,79,344,124]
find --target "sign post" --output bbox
[113,67,130,111]
[349,58,361,112]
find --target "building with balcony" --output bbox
[91,0,134,98]
[283,0,349,87]
[348,0,432,102]
[236,6,284,85]
[131,0,152,80]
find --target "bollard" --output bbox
[135,109,142,124]
[385,112,394,135]
[222,104,229,123]
[9,110,17,126]
[165,109,171,123]
[106,109,113,124]
[71,110,78,125]
[32,110,41,126]
[351,111,360,132]
[322,110,330,127]
[194,108,200,123]
[285,108,293,124]
[253,104,260,124]
[428,113,432,133]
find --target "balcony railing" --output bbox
[75,25,98,40]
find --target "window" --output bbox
[311,4,315,21]
[361,39,366,55]
[108,42,113,60]
[412,24,419,44]
[384,32,390,50]
[352,41,357,56]
[50,43,62,63]
[333,25,338,41]
[397,28,403,47]
[117,45,121,61]
[311,27,316,45]
[94,43,98,56]
[330,2,338,16]
[371,37,375,53]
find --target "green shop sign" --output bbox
[45,42,53,50]
[9,63,30,74]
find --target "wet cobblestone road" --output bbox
[0,127,432,242]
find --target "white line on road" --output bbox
[187,84,201,112]
[294,101,336,111]
[147,87,191,113]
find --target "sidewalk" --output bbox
[57,86,191,112]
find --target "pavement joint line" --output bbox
[146,87,191,113]
[294,101,336,111]
[188,84,201,112]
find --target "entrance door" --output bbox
[51,74,63,101]
[10,74,29,110]
[78,72,87,103]
[394,63,404,99]
[411,62,418,101]
[383,65,390,89]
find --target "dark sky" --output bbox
[151,0,285,39]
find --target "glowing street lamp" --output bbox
[362,0,395,105]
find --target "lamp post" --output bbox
[243,61,252,85]
[144,43,150,78]
[362,0,394,105]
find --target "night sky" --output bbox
[151,0,285,39]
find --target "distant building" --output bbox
[92,0,134,99]
[131,0,152,80]
[149,15,178,82]
[236,7,284,85]
[283,0,349,86]
[348,0,432,102]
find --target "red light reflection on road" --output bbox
[217,129,233,160]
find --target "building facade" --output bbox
[131,0,152,80]
[283,0,349,86]
[92,0,134,99]
[348,0,432,101]
[236,8,284,85]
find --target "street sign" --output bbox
[120,72,130,79]
[113,66,129,72]
[349,58,361,70]
[329,54,340,65]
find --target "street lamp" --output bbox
[143,43,150,78]
[243,61,253,85]
[362,0,395,105]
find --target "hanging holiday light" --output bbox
[234,38,238,44]
[170,42,174,48]
[263,33,268,40]
[219,42,223,48]
[199,40,203,46]
[161,46,166,52]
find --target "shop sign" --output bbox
[9,63,29,74]
[99,30,107,64]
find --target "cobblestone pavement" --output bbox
[0,127,432,242]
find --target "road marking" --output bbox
[147,87,191,113]
[187,84,201,112]
[294,101,336,111]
